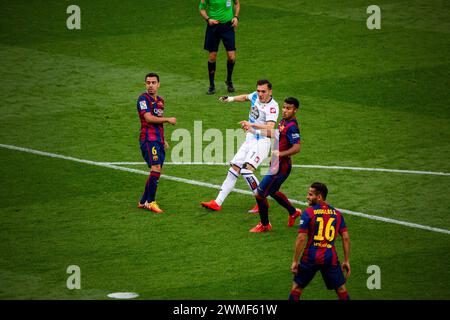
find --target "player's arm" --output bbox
[231,0,240,27]
[219,94,249,103]
[275,125,301,157]
[250,121,276,130]
[274,142,301,158]
[199,1,219,25]
[240,121,276,136]
[340,231,351,278]
[143,112,176,125]
[291,232,307,274]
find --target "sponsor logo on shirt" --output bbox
[270,107,276,114]
[292,133,300,139]
[153,108,164,117]
[139,100,147,110]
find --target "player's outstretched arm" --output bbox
[219,94,249,103]
[341,231,351,278]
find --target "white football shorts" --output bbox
[230,137,271,169]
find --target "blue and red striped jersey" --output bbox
[278,117,300,152]
[277,118,300,174]
[299,202,347,266]
[136,93,165,144]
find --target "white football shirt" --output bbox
[246,91,279,140]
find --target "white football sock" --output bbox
[215,168,239,206]
[241,168,260,192]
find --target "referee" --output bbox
[199,0,240,95]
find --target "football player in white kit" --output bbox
[201,79,279,211]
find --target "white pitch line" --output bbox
[1,143,449,235]
[102,161,450,177]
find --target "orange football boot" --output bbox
[249,222,272,233]
[200,200,222,211]
[288,208,302,227]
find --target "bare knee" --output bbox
[208,52,217,62]
[227,51,236,61]
[291,282,302,293]
[243,162,255,171]
[255,191,264,201]
[336,284,347,293]
[231,164,241,174]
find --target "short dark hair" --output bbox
[145,72,160,82]
[311,182,328,200]
[256,79,272,90]
[284,97,300,109]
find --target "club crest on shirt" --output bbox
[250,106,260,120]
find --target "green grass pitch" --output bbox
[0,0,449,299]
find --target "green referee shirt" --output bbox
[199,0,237,23]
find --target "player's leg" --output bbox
[336,284,350,300]
[289,261,317,300]
[321,265,350,300]
[146,164,163,213]
[215,163,240,206]
[201,142,247,210]
[245,140,271,213]
[143,142,165,213]
[241,162,259,193]
[268,165,301,226]
[271,191,302,227]
[225,50,235,92]
[271,191,295,214]
[289,282,303,301]
[207,51,217,94]
[204,24,220,94]
[249,175,276,232]
[242,161,263,214]
[222,22,236,92]
[242,138,270,194]
[138,141,152,208]
[249,192,271,232]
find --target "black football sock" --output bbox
[208,61,216,88]
[140,175,150,204]
[256,197,270,226]
[226,60,235,84]
[147,171,161,202]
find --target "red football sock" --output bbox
[337,290,350,300]
[288,290,301,300]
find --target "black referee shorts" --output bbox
[204,21,236,52]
